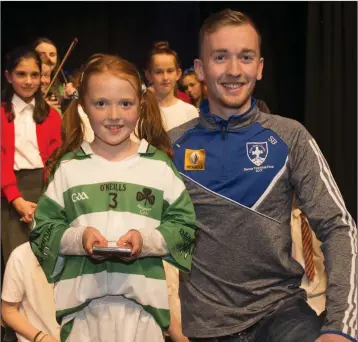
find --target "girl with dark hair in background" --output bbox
[146,41,197,342]
[32,38,63,111]
[1,46,62,265]
[1,46,62,342]
[180,67,206,110]
[146,41,198,132]
[32,37,58,72]
[32,37,78,115]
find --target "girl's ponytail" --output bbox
[137,89,173,159]
[45,99,84,183]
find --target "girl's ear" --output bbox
[145,70,152,84]
[176,68,182,81]
[5,70,12,84]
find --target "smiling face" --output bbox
[5,57,41,103]
[41,63,52,94]
[83,71,140,153]
[195,24,263,118]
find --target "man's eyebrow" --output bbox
[240,49,257,55]
[210,49,229,57]
[210,48,258,56]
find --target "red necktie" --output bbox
[300,212,315,281]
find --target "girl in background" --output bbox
[146,41,198,132]
[1,46,62,265]
[146,41,197,342]
[30,54,196,341]
[33,37,77,115]
[2,241,60,342]
[33,37,58,72]
[180,67,206,110]
[32,38,63,111]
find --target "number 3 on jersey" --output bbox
[109,193,118,209]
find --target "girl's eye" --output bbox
[95,100,106,107]
[15,71,26,77]
[120,101,133,108]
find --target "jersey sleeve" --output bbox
[289,125,357,340]
[156,157,197,273]
[29,164,71,283]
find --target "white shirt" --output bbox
[2,243,61,341]
[160,99,198,132]
[159,99,199,326]
[12,94,44,170]
[77,105,95,143]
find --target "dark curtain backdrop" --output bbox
[1,1,356,218]
[305,2,357,220]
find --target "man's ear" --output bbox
[256,57,264,81]
[194,59,205,82]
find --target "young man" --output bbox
[169,9,357,342]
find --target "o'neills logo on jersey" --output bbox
[246,142,268,166]
[184,149,205,170]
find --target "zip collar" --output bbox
[198,98,260,131]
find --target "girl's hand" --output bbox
[12,197,36,223]
[64,83,77,99]
[82,227,108,256]
[45,98,61,110]
[43,335,59,342]
[117,230,143,260]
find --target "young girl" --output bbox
[33,37,63,112]
[33,37,58,72]
[145,41,198,132]
[180,68,206,110]
[2,242,60,342]
[1,46,62,265]
[29,54,196,342]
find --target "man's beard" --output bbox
[218,81,255,110]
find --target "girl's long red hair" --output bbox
[46,54,172,183]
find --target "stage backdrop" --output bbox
[1,1,356,219]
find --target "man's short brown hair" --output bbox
[199,9,262,55]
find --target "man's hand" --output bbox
[82,227,108,256]
[117,230,143,260]
[12,197,36,223]
[315,334,352,342]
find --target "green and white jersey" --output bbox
[30,139,196,338]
